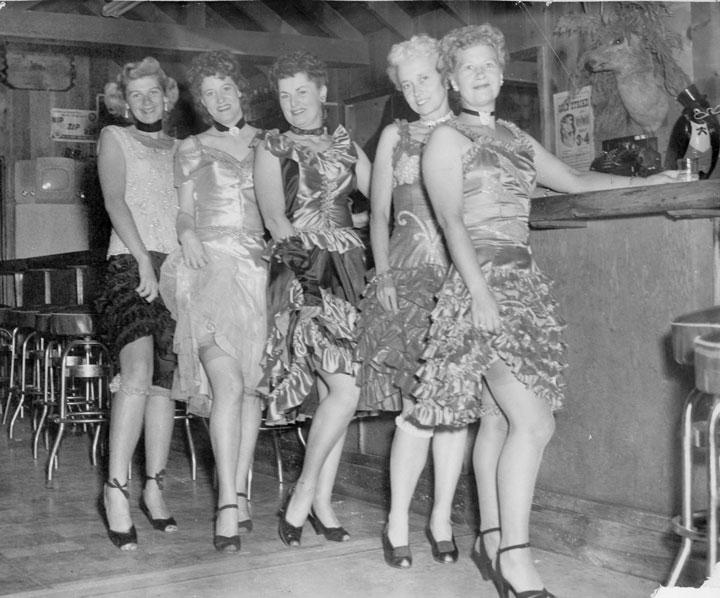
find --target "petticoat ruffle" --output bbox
[355,264,446,411]
[409,264,567,427]
[260,281,359,425]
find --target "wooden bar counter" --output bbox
[526,179,719,581]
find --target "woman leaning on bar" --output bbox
[414,24,678,598]
[95,57,180,551]
[159,50,267,553]
[253,50,372,548]
[354,35,466,569]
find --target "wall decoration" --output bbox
[553,85,594,170]
[0,45,75,91]
[50,108,100,143]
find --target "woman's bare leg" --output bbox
[429,425,468,542]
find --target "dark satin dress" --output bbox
[260,125,366,424]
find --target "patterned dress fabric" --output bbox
[260,125,366,424]
[159,134,268,417]
[355,120,450,412]
[94,126,179,389]
[410,120,567,427]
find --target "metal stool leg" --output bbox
[183,416,197,481]
[707,397,720,575]
[667,388,702,586]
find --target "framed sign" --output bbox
[51,108,100,143]
[0,45,75,91]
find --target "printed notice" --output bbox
[51,108,100,142]
[553,85,594,170]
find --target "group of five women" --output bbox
[96,23,677,598]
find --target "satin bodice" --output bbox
[175,134,265,241]
[104,125,179,256]
[455,120,536,249]
[388,120,448,270]
[265,125,358,236]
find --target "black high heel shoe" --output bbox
[236,492,253,535]
[425,526,458,564]
[103,478,138,551]
[278,485,303,548]
[140,470,177,532]
[381,524,412,569]
[214,504,241,552]
[496,543,555,598]
[471,527,502,594]
[308,508,350,542]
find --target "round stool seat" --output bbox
[671,306,720,365]
[6,306,41,329]
[694,331,720,394]
[48,305,98,336]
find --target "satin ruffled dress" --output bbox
[410,120,567,427]
[159,134,268,418]
[355,120,450,412]
[260,126,366,424]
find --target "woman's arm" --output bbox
[253,140,296,241]
[97,127,158,302]
[368,125,400,313]
[527,134,678,194]
[422,126,501,333]
[354,142,372,198]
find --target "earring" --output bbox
[163,98,169,112]
[124,105,130,119]
[321,96,326,103]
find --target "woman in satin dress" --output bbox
[254,50,371,548]
[159,50,266,552]
[418,24,678,598]
[354,35,465,569]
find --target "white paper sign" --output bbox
[51,108,99,143]
[553,85,594,170]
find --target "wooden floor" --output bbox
[0,413,663,598]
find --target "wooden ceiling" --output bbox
[0,0,496,67]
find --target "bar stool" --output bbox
[667,306,720,585]
[43,306,113,483]
[3,306,44,438]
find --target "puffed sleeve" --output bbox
[174,135,203,188]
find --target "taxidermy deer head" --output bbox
[580,27,672,133]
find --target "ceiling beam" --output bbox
[300,2,364,41]
[439,1,475,26]
[1,1,47,9]
[184,1,206,28]
[0,9,369,66]
[238,1,300,35]
[365,1,414,40]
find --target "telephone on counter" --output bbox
[590,134,662,178]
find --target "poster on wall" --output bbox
[51,108,99,143]
[553,85,594,170]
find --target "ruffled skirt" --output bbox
[94,251,176,389]
[355,264,446,411]
[159,235,267,417]
[260,238,366,425]
[410,249,567,427]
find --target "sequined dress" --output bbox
[355,120,449,412]
[159,134,267,417]
[94,125,179,389]
[411,120,567,427]
[261,125,366,424]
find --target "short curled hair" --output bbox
[386,35,441,91]
[185,50,249,123]
[438,24,508,81]
[269,50,328,93]
[103,56,179,120]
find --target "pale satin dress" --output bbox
[355,119,450,412]
[260,125,366,424]
[411,120,567,427]
[160,134,268,417]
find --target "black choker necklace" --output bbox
[461,108,495,126]
[134,119,163,133]
[214,117,246,136]
[289,124,325,136]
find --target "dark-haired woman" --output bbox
[96,56,180,550]
[254,50,371,548]
[160,50,266,552]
